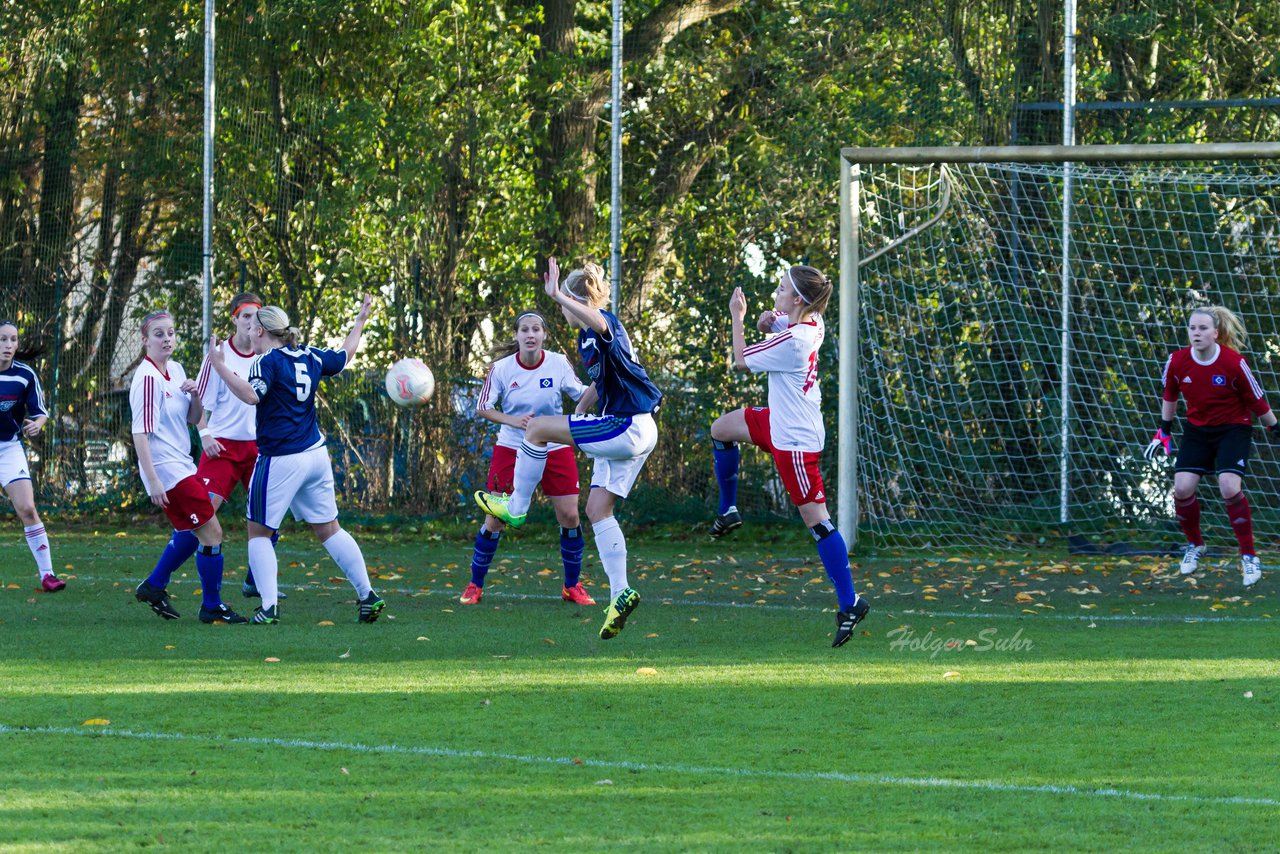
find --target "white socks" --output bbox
[25,524,52,576]
[507,442,548,517]
[592,516,629,597]
[247,536,278,608]
[324,529,372,599]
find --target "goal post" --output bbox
[838,142,1280,551]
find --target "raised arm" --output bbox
[342,294,374,365]
[730,287,749,372]
[208,336,259,405]
[544,257,608,335]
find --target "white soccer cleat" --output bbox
[1242,554,1262,588]
[1178,544,1205,576]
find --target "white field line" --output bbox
[58,573,1273,625]
[1,724,1275,809]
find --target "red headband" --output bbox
[232,301,262,318]
[141,311,173,336]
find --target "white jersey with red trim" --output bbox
[477,350,586,451]
[195,337,258,441]
[129,357,197,490]
[742,315,825,452]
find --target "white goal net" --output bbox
[841,147,1280,553]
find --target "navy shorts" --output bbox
[1174,423,1253,476]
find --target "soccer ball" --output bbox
[385,358,435,407]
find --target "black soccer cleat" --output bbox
[251,604,279,625]
[358,591,386,624]
[832,597,870,648]
[135,580,180,620]
[199,603,249,624]
[710,508,743,538]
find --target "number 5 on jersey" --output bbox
[294,363,312,402]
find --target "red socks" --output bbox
[1174,494,1203,547]
[1225,492,1255,556]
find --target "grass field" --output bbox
[2,522,1278,851]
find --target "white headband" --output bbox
[784,268,812,304]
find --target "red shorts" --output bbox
[487,445,579,498]
[197,438,259,500]
[163,475,217,531]
[744,407,827,506]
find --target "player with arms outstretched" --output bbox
[208,296,384,624]
[708,266,869,647]
[0,320,64,593]
[464,309,596,607]
[476,259,662,639]
[130,310,245,623]
[1144,305,1278,587]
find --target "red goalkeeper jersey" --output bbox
[1161,345,1271,427]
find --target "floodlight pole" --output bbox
[609,0,623,308]
[202,0,215,348]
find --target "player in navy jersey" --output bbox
[192,292,286,602]
[208,296,384,624]
[130,311,245,623]
[477,259,662,639]
[464,310,596,607]
[1144,305,1279,587]
[707,266,869,647]
[0,320,64,593]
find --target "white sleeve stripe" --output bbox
[1241,361,1265,399]
[24,365,48,417]
[477,369,494,410]
[1160,355,1172,387]
[143,376,154,433]
[744,331,793,356]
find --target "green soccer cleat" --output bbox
[599,588,640,640]
[251,604,279,625]
[474,491,527,528]
[358,591,386,623]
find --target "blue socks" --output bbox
[560,526,584,587]
[470,527,502,586]
[812,519,858,611]
[712,439,740,514]
[147,529,199,588]
[195,544,224,609]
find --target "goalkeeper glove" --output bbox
[1143,420,1174,460]
[1268,422,1280,441]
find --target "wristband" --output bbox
[199,429,213,438]
[1159,419,1173,434]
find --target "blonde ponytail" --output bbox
[256,306,302,347]
[1192,305,1247,351]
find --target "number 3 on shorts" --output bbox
[294,363,312,402]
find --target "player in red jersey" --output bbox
[1144,305,1279,587]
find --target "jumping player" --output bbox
[1144,305,1278,587]
[0,320,64,593]
[476,259,662,639]
[208,296,384,624]
[193,292,283,601]
[464,310,596,607]
[708,266,869,647]
[129,310,245,623]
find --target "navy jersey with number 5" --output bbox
[248,346,348,456]
[578,310,662,417]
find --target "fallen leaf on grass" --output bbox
[341,768,349,775]
[1244,691,1254,699]
[942,671,960,679]
[542,638,556,646]
[645,633,659,638]
[572,757,583,765]
[635,667,658,675]
[264,657,281,663]
[416,636,430,641]
[594,779,613,785]
[82,719,110,726]
[338,649,351,659]
[318,620,335,626]
[164,645,176,650]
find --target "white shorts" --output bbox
[568,412,658,499]
[246,446,340,530]
[0,440,31,487]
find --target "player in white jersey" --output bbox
[708,265,868,647]
[463,310,594,606]
[208,296,382,625]
[193,292,284,601]
[129,310,245,624]
[0,320,64,592]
